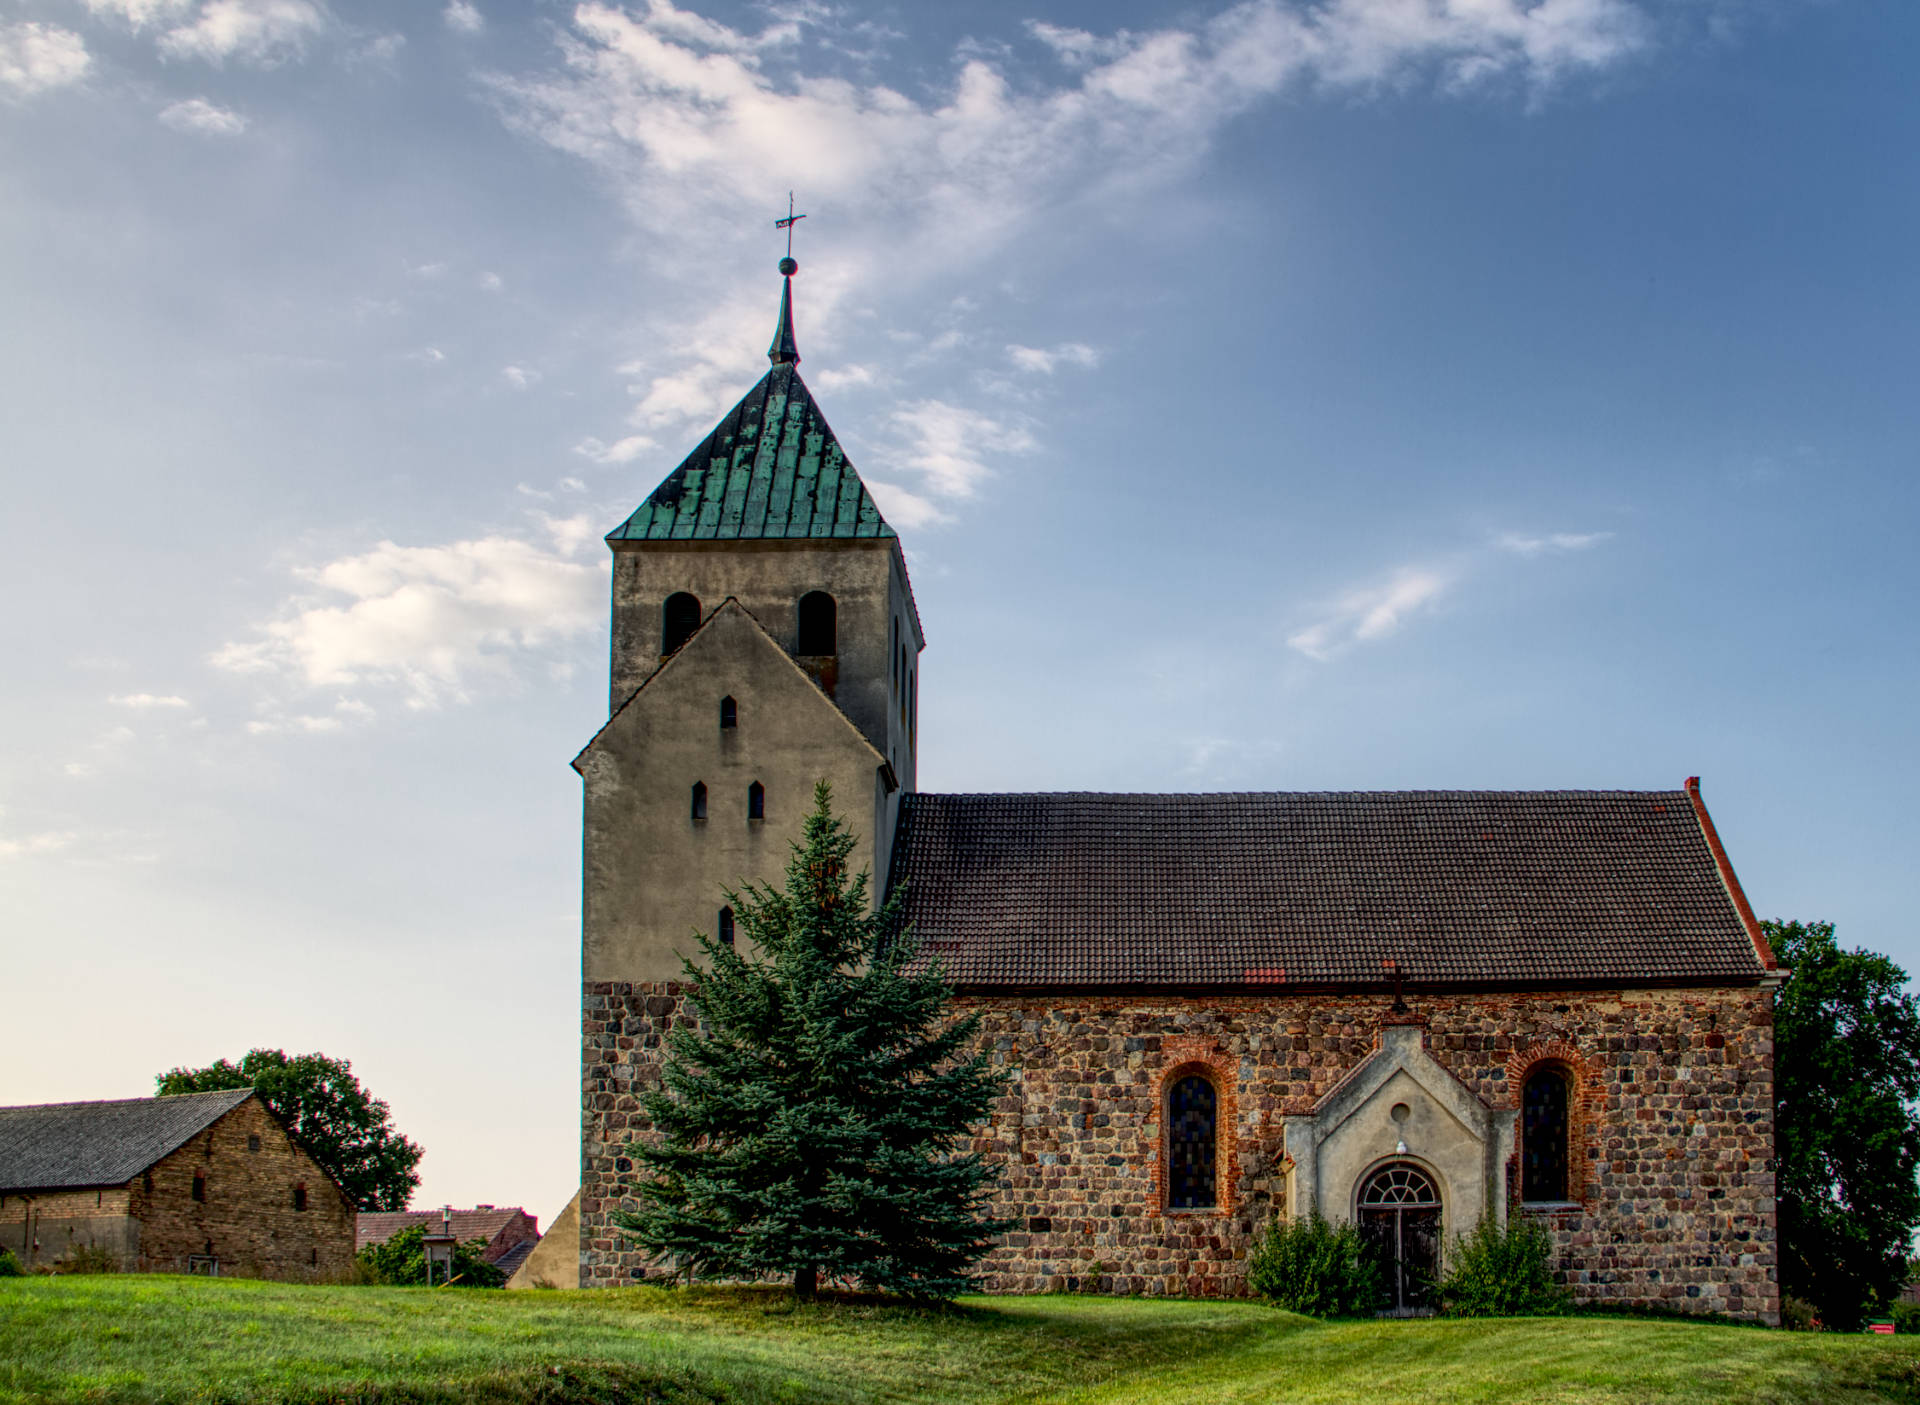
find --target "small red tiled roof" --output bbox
[356,1207,532,1255]
[885,789,1769,990]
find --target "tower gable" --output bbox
[577,599,896,983]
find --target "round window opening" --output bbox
[1389,1102,1411,1125]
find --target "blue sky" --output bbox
[2,0,1915,1222]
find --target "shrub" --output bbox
[356,1223,504,1287]
[1247,1211,1382,1317]
[1888,1299,1920,1334]
[1438,1213,1570,1317]
[1780,1295,1821,1331]
[0,1248,23,1278]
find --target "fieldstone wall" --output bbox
[131,1097,356,1281]
[581,980,1777,1322]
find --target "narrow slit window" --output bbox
[797,591,837,655]
[748,782,765,821]
[718,906,735,947]
[691,782,708,822]
[720,696,737,730]
[909,668,917,749]
[293,1183,308,1212]
[662,592,701,654]
[191,1173,207,1203]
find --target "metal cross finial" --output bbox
[774,192,806,262]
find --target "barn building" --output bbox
[0,1089,355,1279]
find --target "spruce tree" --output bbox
[614,781,1010,1300]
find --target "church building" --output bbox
[574,261,1781,1323]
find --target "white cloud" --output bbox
[158,96,246,134]
[157,0,325,67]
[478,271,504,291]
[815,364,880,393]
[886,399,1035,501]
[492,0,1648,527]
[0,23,91,98]
[501,364,541,389]
[863,481,947,532]
[1287,566,1454,660]
[1496,530,1613,556]
[573,433,654,465]
[111,692,190,708]
[1007,342,1099,375]
[407,260,449,279]
[351,32,404,65]
[406,346,447,366]
[79,0,194,28]
[246,713,341,735]
[212,534,608,708]
[444,1,484,35]
[0,830,77,859]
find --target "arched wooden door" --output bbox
[1358,1162,1442,1315]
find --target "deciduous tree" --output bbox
[1767,919,1920,1329]
[157,1049,422,1212]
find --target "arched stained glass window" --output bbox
[690,782,707,822]
[720,696,737,730]
[1168,1075,1217,1210]
[663,592,701,654]
[718,906,734,947]
[1522,1066,1571,1202]
[797,592,836,655]
[747,781,765,821]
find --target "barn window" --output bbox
[748,782,765,821]
[691,782,708,822]
[293,1183,309,1212]
[1167,1075,1218,1210]
[191,1173,206,1203]
[1522,1066,1572,1202]
[797,591,837,655]
[720,696,737,730]
[662,592,701,654]
[718,906,735,947]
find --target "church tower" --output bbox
[573,259,925,1281]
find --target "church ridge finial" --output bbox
[769,192,805,366]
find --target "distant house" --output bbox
[0,1089,355,1279]
[356,1205,540,1275]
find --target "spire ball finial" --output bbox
[779,256,797,276]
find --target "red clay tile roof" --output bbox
[356,1207,533,1257]
[885,790,1768,990]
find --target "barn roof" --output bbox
[0,1089,254,1193]
[885,785,1773,991]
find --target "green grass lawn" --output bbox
[3,1278,1917,1405]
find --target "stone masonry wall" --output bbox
[0,1187,137,1269]
[130,1097,356,1281]
[582,980,1777,1322]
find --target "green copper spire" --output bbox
[768,257,800,365]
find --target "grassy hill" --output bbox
[3,1277,1916,1404]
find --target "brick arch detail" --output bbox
[1507,1040,1599,1205]
[1148,1042,1239,1217]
